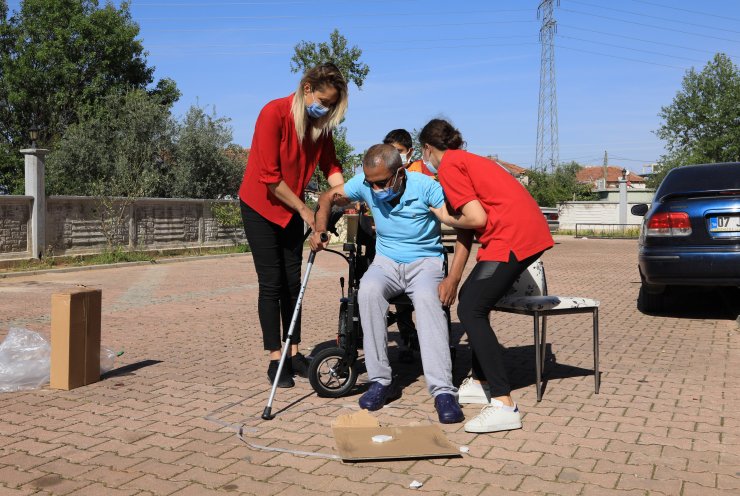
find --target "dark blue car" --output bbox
[631,162,740,312]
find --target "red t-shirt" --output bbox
[438,150,554,262]
[238,94,343,227]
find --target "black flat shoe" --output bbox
[291,352,310,378]
[267,360,294,388]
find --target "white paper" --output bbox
[371,434,393,443]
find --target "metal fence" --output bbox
[574,223,642,239]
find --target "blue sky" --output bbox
[7,0,740,173]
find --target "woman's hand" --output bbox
[438,276,461,306]
[429,204,449,224]
[430,200,486,230]
[309,231,328,252]
[298,204,316,232]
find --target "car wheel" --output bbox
[638,283,665,313]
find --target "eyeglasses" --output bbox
[364,168,401,189]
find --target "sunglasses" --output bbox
[363,168,401,189]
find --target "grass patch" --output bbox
[570,228,641,238]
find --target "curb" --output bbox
[0,252,252,279]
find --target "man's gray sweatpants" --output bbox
[358,254,457,398]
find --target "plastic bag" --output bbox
[100,346,117,374]
[0,327,120,392]
[0,327,51,392]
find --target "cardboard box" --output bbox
[332,410,461,462]
[50,288,102,390]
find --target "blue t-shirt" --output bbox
[344,171,445,263]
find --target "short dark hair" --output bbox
[363,143,403,171]
[382,129,413,150]
[419,119,464,151]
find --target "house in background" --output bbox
[577,165,647,190]
[486,156,529,185]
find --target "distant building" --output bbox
[486,156,529,186]
[577,166,647,190]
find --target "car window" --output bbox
[656,163,740,199]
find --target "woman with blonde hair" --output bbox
[238,63,349,388]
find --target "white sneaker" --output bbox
[464,399,522,433]
[458,377,491,405]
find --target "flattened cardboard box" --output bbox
[50,288,101,390]
[332,410,461,461]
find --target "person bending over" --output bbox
[310,144,466,424]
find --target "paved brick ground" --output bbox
[0,236,738,495]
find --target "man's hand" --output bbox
[298,204,316,232]
[309,231,328,252]
[438,276,460,307]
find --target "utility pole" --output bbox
[535,0,560,172]
[603,150,608,189]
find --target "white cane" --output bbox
[262,232,327,420]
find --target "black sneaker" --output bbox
[291,352,310,378]
[267,360,294,388]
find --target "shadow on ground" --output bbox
[641,286,740,321]
[101,359,163,380]
[308,322,596,403]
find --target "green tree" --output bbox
[46,88,177,248]
[290,29,369,192]
[650,53,740,187]
[170,105,244,199]
[0,0,176,193]
[526,162,597,207]
[290,29,369,90]
[46,89,176,198]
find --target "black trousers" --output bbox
[458,251,543,397]
[241,201,305,351]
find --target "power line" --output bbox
[138,9,531,21]
[152,19,539,32]
[610,155,658,163]
[133,0,422,5]
[153,41,539,56]
[146,34,535,49]
[135,1,315,4]
[560,8,740,44]
[557,34,705,63]
[567,0,740,35]
[560,24,740,59]
[556,44,688,70]
[628,0,740,23]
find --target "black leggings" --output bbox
[458,251,543,397]
[241,201,305,351]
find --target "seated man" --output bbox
[311,144,465,424]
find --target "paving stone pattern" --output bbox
[0,237,737,495]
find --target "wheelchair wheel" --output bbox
[308,346,358,398]
[337,301,348,348]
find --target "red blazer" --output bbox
[238,94,342,227]
[438,150,553,262]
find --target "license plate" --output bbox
[709,215,740,232]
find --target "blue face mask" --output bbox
[306,91,330,119]
[423,150,438,174]
[423,157,437,174]
[372,187,401,203]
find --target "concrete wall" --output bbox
[0,195,246,260]
[596,189,656,203]
[0,196,31,255]
[557,201,647,230]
